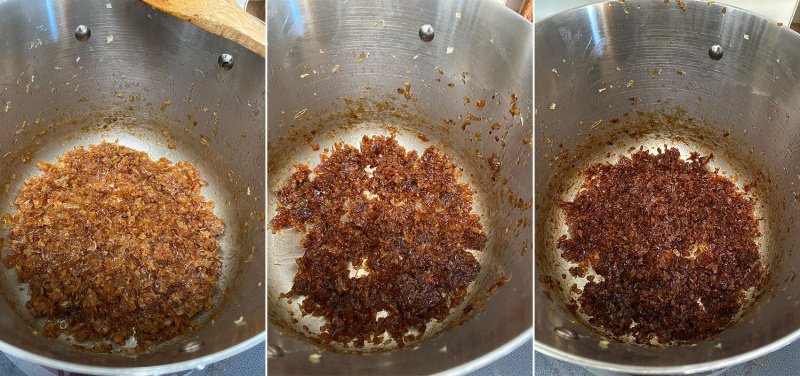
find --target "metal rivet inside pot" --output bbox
[75,25,91,42]
[180,341,205,352]
[709,45,723,60]
[419,24,434,42]
[267,344,284,358]
[218,53,234,70]
[554,327,579,340]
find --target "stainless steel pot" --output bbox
[0,0,265,374]
[536,1,800,373]
[267,0,532,374]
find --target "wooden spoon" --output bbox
[519,0,532,22]
[140,0,265,58]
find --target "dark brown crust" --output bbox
[557,148,768,345]
[4,142,223,350]
[271,135,486,349]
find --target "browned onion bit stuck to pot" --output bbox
[271,135,486,349]
[4,142,223,351]
[557,148,768,345]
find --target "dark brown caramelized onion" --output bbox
[558,148,768,345]
[271,135,486,349]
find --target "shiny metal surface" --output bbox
[419,24,435,42]
[536,1,800,373]
[0,0,264,374]
[267,0,532,374]
[219,53,236,70]
[74,25,91,42]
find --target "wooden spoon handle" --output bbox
[519,0,532,22]
[140,0,265,58]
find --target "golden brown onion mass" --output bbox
[4,142,223,350]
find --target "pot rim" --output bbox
[435,328,532,376]
[534,327,800,374]
[0,332,264,375]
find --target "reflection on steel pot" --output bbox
[536,1,800,374]
[267,0,532,374]
[0,0,264,374]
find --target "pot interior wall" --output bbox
[0,0,264,371]
[267,0,532,374]
[536,0,800,372]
